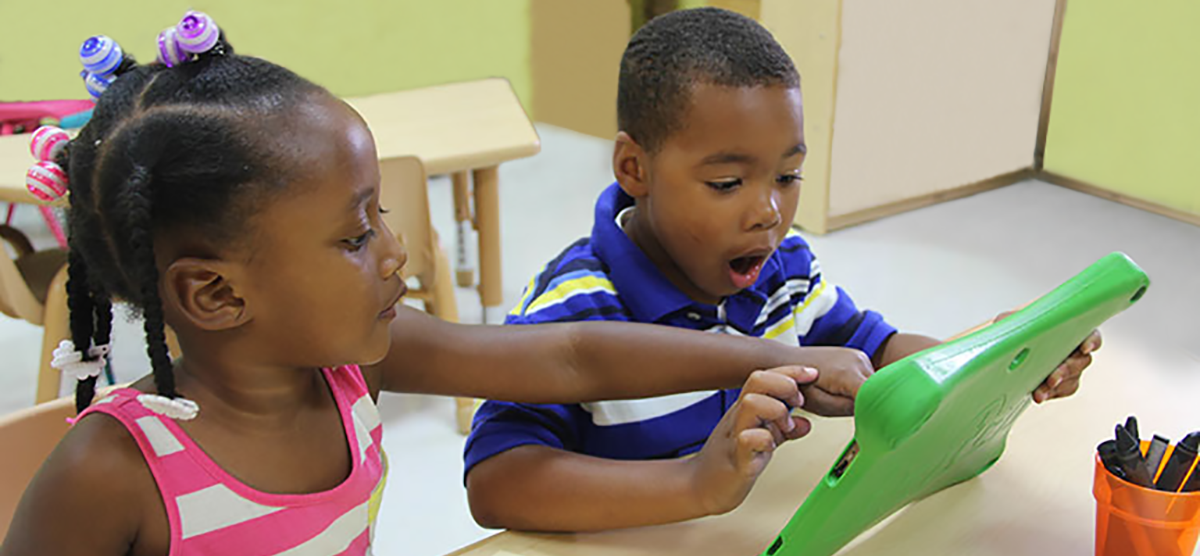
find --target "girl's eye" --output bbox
[778,174,804,186]
[379,206,391,215]
[705,178,742,192]
[344,229,376,251]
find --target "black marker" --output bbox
[1115,425,1153,487]
[1144,434,1171,481]
[1098,440,1127,480]
[1125,416,1140,444]
[1182,463,1200,493]
[1155,432,1200,492]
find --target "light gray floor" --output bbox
[1,123,1197,555]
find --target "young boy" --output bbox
[463,8,1098,532]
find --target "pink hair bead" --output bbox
[26,161,69,203]
[30,126,69,163]
[176,11,220,54]
[156,26,190,67]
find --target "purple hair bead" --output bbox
[156,27,190,67]
[176,11,220,54]
[79,35,124,76]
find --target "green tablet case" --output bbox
[763,252,1150,556]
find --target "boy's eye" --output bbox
[705,178,743,192]
[778,174,804,186]
[344,229,376,251]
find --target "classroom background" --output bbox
[1,1,1197,555]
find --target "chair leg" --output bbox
[455,398,478,435]
[38,206,67,249]
[451,171,475,288]
[428,247,460,323]
[427,246,475,434]
[36,265,70,403]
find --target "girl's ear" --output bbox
[162,258,251,331]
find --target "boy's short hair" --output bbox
[617,7,800,153]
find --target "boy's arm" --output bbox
[363,306,870,402]
[467,369,811,532]
[873,314,1104,404]
[872,333,941,368]
[468,446,709,531]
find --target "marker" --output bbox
[1182,463,1200,493]
[1098,440,1127,480]
[1115,425,1153,487]
[1125,416,1140,444]
[1144,434,1170,481]
[1155,432,1200,492]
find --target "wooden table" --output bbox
[446,331,1200,556]
[348,79,541,323]
[0,78,542,322]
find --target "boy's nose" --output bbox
[747,190,783,231]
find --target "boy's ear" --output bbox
[613,131,650,198]
[162,258,251,332]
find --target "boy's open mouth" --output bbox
[728,254,767,289]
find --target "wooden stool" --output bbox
[378,157,475,434]
[0,224,69,403]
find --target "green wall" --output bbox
[0,0,532,108]
[1045,0,1200,217]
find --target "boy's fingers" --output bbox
[734,393,792,434]
[735,428,777,467]
[763,422,787,445]
[783,415,812,441]
[798,386,855,416]
[1082,330,1103,355]
[744,369,805,410]
[767,365,819,387]
[1050,376,1082,399]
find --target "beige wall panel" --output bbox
[532,0,631,139]
[828,0,1055,217]
[760,0,843,233]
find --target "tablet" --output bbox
[763,252,1150,556]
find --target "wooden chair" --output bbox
[0,395,74,539]
[378,157,476,434]
[0,225,69,403]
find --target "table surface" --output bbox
[447,332,1200,556]
[346,78,540,176]
[0,78,540,204]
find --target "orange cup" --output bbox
[1093,442,1200,556]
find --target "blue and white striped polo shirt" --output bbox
[463,183,897,473]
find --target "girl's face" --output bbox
[233,95,407,369]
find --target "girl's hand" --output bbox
[794,347,875,416]
[687,366,815,516]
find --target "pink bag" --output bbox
[0,100,95,135]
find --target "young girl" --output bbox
[2,13,876,556]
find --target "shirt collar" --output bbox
[590,183,777,329]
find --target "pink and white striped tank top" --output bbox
[76,365,387,555]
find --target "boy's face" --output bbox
[615,83,805,304]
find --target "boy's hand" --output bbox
[994,311,1103,403]
[795,347,875,417]
[687,366,815,516]
[1034,328,1101,403]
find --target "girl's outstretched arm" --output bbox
[362,306,872,404]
